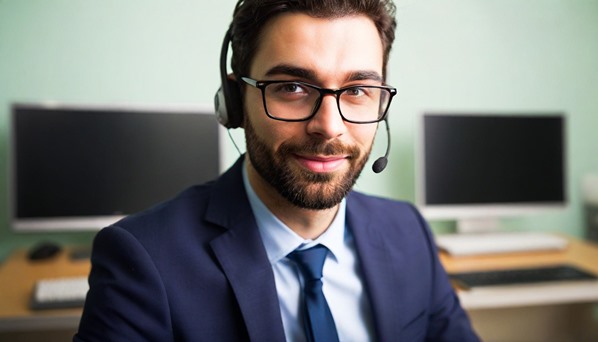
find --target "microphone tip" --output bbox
[372,157,388,173]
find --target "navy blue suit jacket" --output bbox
[75,157,478,341]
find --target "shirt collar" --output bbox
[242,160,346,264]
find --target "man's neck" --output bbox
[245,159,339,240]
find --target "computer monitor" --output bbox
[416,113,567,232]
[9,103,224,232]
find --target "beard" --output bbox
[244,118,371,210]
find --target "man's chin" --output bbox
[294,167,342,184]
[280,173,353,210]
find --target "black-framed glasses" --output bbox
[241,77,397,124]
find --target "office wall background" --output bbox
[1,0,597,260]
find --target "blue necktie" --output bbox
[288,244,340,342]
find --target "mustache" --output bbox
[278,139,360,158]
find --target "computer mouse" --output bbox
[28,242,62,261]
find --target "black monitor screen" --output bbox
[422,114,566,206]
[11,104,221,230]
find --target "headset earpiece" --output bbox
[215,78,243,129]
[214,27,244,129]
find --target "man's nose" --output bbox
[305,94,347,140]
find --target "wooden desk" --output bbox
[439,235,598,309]
[0,247,90,332]
[1,238,597,340]
[440,235,598,342]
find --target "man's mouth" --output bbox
[294,154,348,173]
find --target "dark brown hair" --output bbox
[229,0,397,80]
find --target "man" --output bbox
[75,0,479,341]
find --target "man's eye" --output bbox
[345,87,373,97]
[345,87,367,97]
[273,83,306,94]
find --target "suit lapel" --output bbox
[347,193,405,341]
[206,158,286,341]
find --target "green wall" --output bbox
[1,0,597,260]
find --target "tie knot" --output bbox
[288,244,329,282]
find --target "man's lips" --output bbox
[294,154,348,173]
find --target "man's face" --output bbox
[243,13,384,210]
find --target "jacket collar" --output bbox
[206,156,286,341]
[347,192,407,340]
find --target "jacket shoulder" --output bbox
[347,191,424,221]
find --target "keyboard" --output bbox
[435,232,568,256]
[30,276,89,310]
[449,264,598,289]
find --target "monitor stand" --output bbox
[457,217,501,234]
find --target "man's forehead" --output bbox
[250,13,384,82]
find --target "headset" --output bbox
[213,26,391,172]
[214,27,244,129]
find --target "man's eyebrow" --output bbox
[264,64,383,83]
[347,71,383,83]
[264,64,317,80]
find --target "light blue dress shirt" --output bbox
[242,163,375,342]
